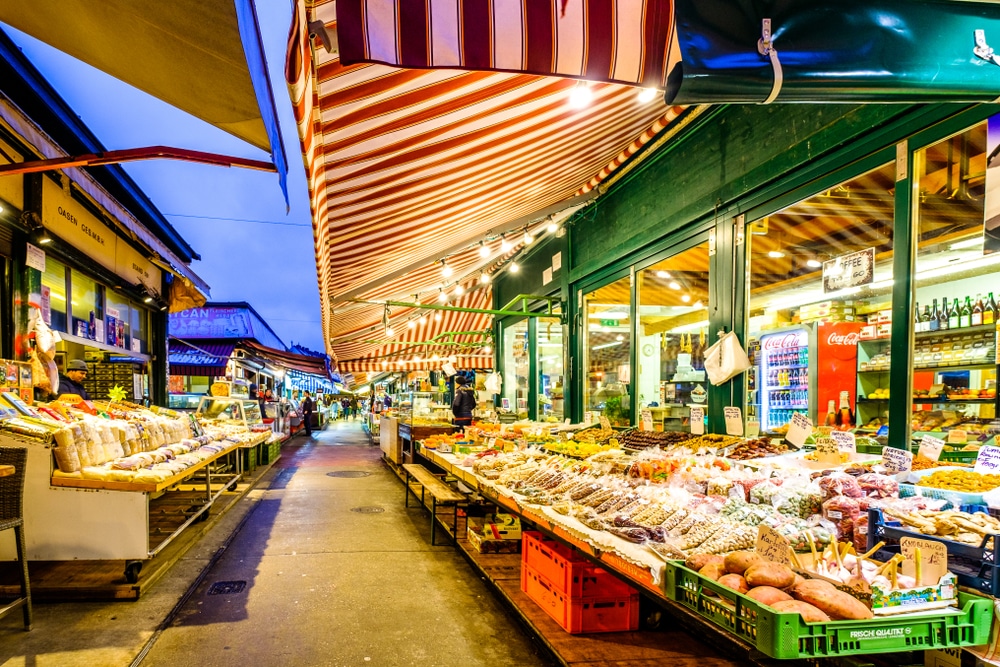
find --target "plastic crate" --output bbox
[240,446,258,472]
[259,440,281,464]
[663,561,992,660]
[520,565,639,634]
[522,531,635,598]
[868,508,1000,597]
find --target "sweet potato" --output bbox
[699,561,727,581]
[744,562,796,589]
[746,586,793,607]
[717,574,749,594]
[792,584,873,620]
[787,573,806,590]
[723,551,764,575]
[686,553,724,571]
[771,600,831,623]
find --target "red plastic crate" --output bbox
[522,531,635,598]
[521,565,640,634]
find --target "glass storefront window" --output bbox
[637,242,710,431]
[912,118,995,436]
[130,304,148,354]
[105,291,130,349]
[502,320,529,417]
[70,271,99,338]
[583,275,632,426]
[41,256,67,332]
[746,162,895,434]
[537,316,564,422]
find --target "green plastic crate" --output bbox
[663,562,992,660]
[240,446,258,472]
[259,440,281,464]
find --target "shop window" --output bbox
[637,242,710,431]
[70,271,99,339]
[583,275,632,426]
[502,320,529,418]
[537,316,564,422]
[912,119,995,436]
[746,162,896,434]
[105,292,130,349]
[41,256,67,332]
[130,304,148,355]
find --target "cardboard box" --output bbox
[876,323,892,338]
[467,526,521,554]
[877,309,893,324]
[860,325,877,340]
[925,647,978,667]
[470,513,522,540]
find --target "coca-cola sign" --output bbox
[827,331,860,346]
[762,332,808,350]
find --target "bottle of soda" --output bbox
[959,297,972,328]
[939,298,951,330]
[929,298,940,331]
[986,292,998,326]
[949,299,960,329]
[973,294,984,327]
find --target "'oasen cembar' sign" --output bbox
[823,248,875,293]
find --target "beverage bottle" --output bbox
[986,292,998,325]
[973,294,985,326]
[949,298,960,329]
[959,297,972,328]
[929,298,940,331]
[939,298,951,330]
[836,390,854,431]
[920,304,932,332]
[914,301,922,333]
[824,399,837,427]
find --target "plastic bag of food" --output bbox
[857,473,899,499]
[749,480,782,505]
[822,495,861,541]
[774,480,824,519]
[52,427,81,473]
[817,472,864,500]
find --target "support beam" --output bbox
[0,146,276,176]
[348,298,562,320]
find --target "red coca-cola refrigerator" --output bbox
[756,322,862,432]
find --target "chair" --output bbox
[0,447,30,630]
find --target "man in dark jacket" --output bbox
[301,391,315,437]
[56,359,90,400]
[451,376,477,427]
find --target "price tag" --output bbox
[755,525,791,565]
[584,411,594,426]
[830,431,857,453]
[599,415,611,429]
[690,407,705,435]
[900,536,948,587]
[917,435,946,461]
[947,429,968,445]
[640,409,653,432]
[785,412,813,448]
[487,437,496,448]
[815,437,841,465]
[882,446,913,474]
[974,445,1000,474]
[745,420,760,438]
[724,407,744,436]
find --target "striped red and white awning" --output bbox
[286,0,686,369]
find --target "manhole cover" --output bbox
[350,506,385,514]
[207,580,246,596]
[327,471,371,478]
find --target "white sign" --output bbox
[830,430,857,453]
[823,248,875,292]
[94,319,105,344]
[785,412,813,448]
[131,337,141,354]
[745,420,760,438]
[917,435,946,462]
[975,445,1000,474]
[755,525,791,565]
[551,252,562,271]
[640,409,653,431]
[25,243,46,271]
[723,406,744,436]
[815,437,842,465]
[690,407,705,435]
[599,415,611,429]
[882,447,914,474]
[584,411,594,425]
[542,268,553,285]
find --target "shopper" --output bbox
[383,393,392,409]
[349,394,359,419]
[451,375,477,428]
[56,359,90,400]
[340,397,350,419]
[301,391,315,437]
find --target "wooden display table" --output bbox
[398,422,456,463]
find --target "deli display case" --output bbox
[397,391,456,463]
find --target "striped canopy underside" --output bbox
[287,0,683,372]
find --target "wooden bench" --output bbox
[402,464,466,546]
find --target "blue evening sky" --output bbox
[1,2,325,352]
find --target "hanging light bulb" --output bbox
[479,272,491,284]
[385,326,395,337]
[434,312,442,321]
[523,229,534,245]
[406,320,415,329]
[479,242,490,258]
[418,315,427,325]
[569,81,592,108]
[509,262,520,273]
[681,294,691,303]
[500,234,512,253]
[637,87,658,103]
[454,283,465,296]
[438,289,448,303]
[482,345,492,354]
[448,355,458,364]
[381,360,388,368]
[546,219,558,234]
[440,260,453,278]
[413,355,422,363]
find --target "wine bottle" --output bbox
[929,298,940,331]
[949,298,960,329]
[836,390,854,431]
[973,294,984,327]
[914,302,922,333]
[986,292,998,326]
[959,296,972,328]
[920,304,932,333]
[939,297,951,330]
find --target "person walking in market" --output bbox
[451,375,477,428]
[340,397,350,419]
[349,394,360,419]
[301,391,315,437]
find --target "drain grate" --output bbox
[327,471,371,478]
[350,506,385,514]
[207,580,246,596]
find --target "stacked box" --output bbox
[82,361,138,401]
[467,513,522,554]
[520,531,639,634]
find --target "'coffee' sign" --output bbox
[823,248,875,292]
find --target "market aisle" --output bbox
[139,421,552,667]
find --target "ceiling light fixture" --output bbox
[440,260,453,278]
[509,261,519,273]
[385,326,394,337]
[693,300,704,308]
[637,87,658,103]
[407,320,415,329]
[523,230,534,245]
[767,250,785,258]
[500,234,512,253]
[438,289,448,303]
[546,219,558,234]
[806,258,823,268]
[479,242,490,258]
[668,281,681,290]
[569,81,593,108]
[479,272,491,284]
[681,294,691,303]
[454,284,465,296]
[434,312,442,321]
[656,270,670,278]
[418,315,427,325]
[482,345,492,354]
